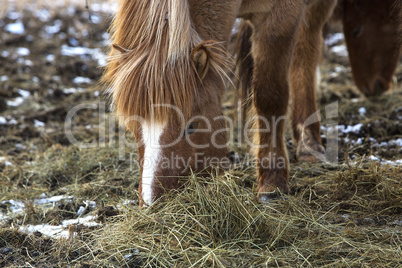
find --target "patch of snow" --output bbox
[389,139,402,147]
[94,91,100,97]
[373,139,402,148]
[0,157,14,167]
[63,87,84,94]
[358,107,367,116]
[7,97,24,107]
[16,47,30,56]
[61,45,107,66]
[325,33,344,46]
[1,200,25,215]
[18,89,30,98]
[62,215,100,228]
[342,123,363,134]
[17,58,33,66]
[90,2,117,14]
[100,32,111,46]
[7,11,22,20]
[34,120,45,127]
[90,14,102,24]
[331,45,348,57]
[34,195,74,205]
[0,75,8,82]
[1,51,10,57]
[19,224,69,239]
[369,155,402,166]
[45,19,62,34]
[37,8,51,22]
[7,118,18,125]
[76,206,86,217]
[5,21,25,35]
[0,116,7,125]
[73,76,92,84]
[327,124,364,135]
[46,54,55,62]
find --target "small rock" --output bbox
[31,251,41,257]
[0,247,12,255]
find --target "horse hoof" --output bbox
[297,142,325,163]
[259,191,288,203]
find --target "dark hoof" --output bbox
[259,191,288,203]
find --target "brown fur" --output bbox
[103,0,400,205]
[102,0,230,130]
[340,0,401,97]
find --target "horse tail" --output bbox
[234,20,253,136]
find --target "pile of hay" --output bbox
[92,164,401,267]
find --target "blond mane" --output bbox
[102,0,230,128]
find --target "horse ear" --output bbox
[191,45,210,80]
[112,43,129,54]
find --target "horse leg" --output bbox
[248,0,304,201]
[290,0,337,162]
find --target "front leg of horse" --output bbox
[249,1,303,201]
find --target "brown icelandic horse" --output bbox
[235,0,401,160]
[102,0,398,207]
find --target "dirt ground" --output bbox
[0,3,401,267]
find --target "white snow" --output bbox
[46,54,55,62]
[19,215,100,239]
[18,89,30,98]
[358,107,367,116]
[45,19,62,34]
[369,155,402,166]
[7,11,22,20]
[37,8,51,22]
[34,120,45,127]
[16,47,30,56]
[325,33,344,46]
[331,45,348,57]
[33,195,74,205]
[73,76,92,84]
[61,45,107,66]
[63,87,84,94]
[1,51,10,57]
[5,21,25,35]
[341,123,364,134]
[0,116,7,125]
[325,124,364,135]
[7,97,24,107]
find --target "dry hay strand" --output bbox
[92,171,401,267]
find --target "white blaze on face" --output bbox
[141,122,165,206]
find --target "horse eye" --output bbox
[184,122,198,136]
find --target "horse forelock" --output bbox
[102,0,231,129]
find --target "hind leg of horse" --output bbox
[290,0,337,162]
[249,1,303,201]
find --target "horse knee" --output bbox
[253,85,289,117]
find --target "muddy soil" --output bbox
[0,4,401,267]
